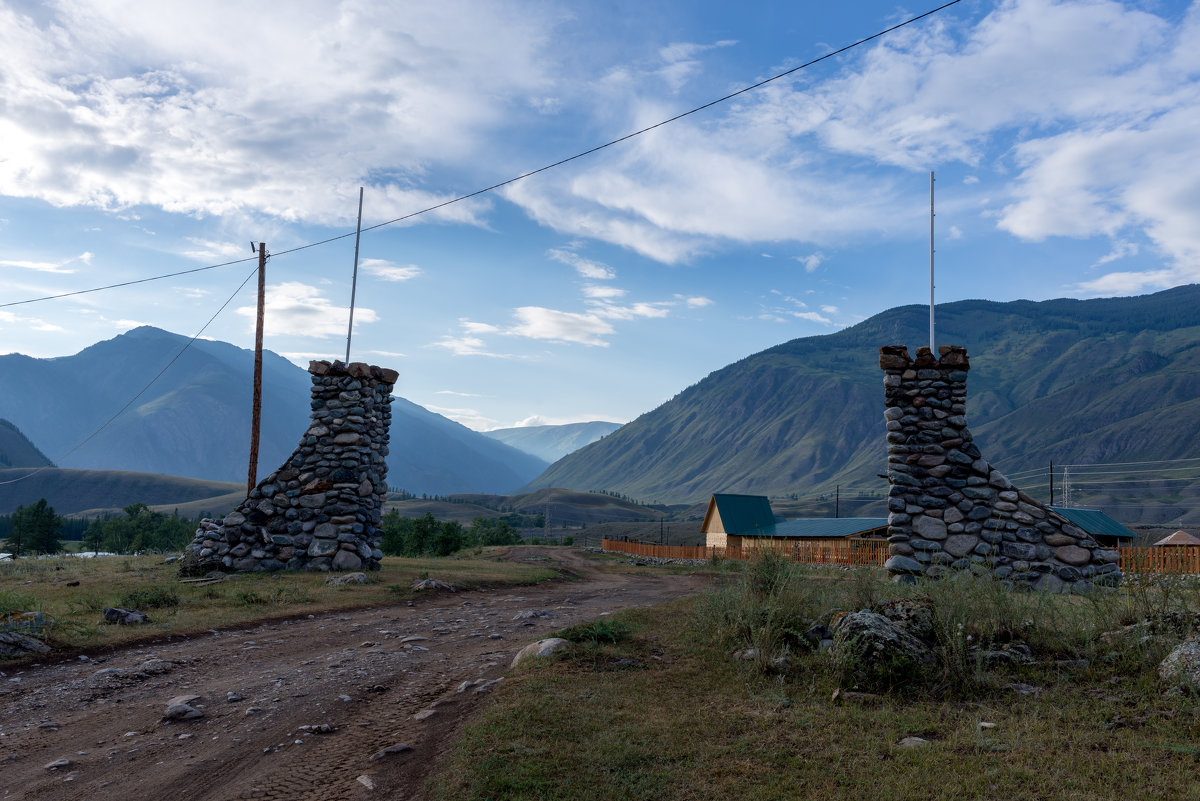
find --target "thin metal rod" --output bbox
[345,186,364,364]
[930,171,935,353]
[247,242,266,495]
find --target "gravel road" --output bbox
[0,549,707,800]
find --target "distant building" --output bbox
[1046,506,1137,548]
[1152,530,1200,547]
[701,493,886,549]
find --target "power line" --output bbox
[0,256,257,309]
[1,0,964,310]
[0,265,262,487]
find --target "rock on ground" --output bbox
[511,637,570,668]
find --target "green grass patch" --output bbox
[0,551,559,656]
[434,562,1200,800]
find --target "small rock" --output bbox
[511,637,570,668]
[411,578,455,593]
[102,607,149,625]
[897,736,929,748]
[226,692,243,702]
[412,709,437,721]
[163,703,204,721]
[325,572,370,586]
[512,610,556,621]
[168,694,201,707]
[357,775,376,790]
[44,757,72,770]
[369,743,413,761]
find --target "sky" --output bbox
[2,0,1199,436]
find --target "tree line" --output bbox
[1,498,200,556]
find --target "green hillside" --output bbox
[524,285,1200,525]
[0,468,240,517]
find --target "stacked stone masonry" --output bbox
[879,345,1121,592]
[182,360,397,574]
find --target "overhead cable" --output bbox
[1,0,964,309]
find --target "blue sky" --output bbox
[2,0,1199,433]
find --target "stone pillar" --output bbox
[182,360,398,574]
[879,345,1120,591]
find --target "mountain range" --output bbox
[483,421,621,463]
[524,285,1200,525]
[0,327,547,498]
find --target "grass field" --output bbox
[0,550,559,654]
[433,560,1200,800]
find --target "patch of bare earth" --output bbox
[0,549,706,800]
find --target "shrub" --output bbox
[119,586,181,609]
[558,619,632,645]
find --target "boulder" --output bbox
[511,637,570,668]
[830,610,934,690]
[103,607,149,625]
[1159,637,1200,693]
[0,631,51,659]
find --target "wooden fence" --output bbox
[1119,546,1200,575]
[603,541,1200,575]
[601,538,889,568]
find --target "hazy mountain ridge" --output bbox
[524,285,1200,524]
[0,327,547,499]
[0,419,53,469]
[483,421,622,462]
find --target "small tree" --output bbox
[7,498,64,556]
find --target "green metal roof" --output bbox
[1047,506,1136,540]
[763,518,889,539]
[709,494,776,534]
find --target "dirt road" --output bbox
[0,549,706,800]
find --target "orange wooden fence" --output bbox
[601,538,889,568]
[1119,546,1200,575]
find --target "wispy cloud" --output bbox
[235,282,377,338]
[510,306,614,346]
[547,248,616,280]
[0,252,92,274]
[361,259,422,282]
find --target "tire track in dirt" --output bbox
[1,549,707,800]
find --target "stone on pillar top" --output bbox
[308,360,332,375]
[878,345,912,371]
[348,362,372,378]
[379,367,399,384]
[937,346,970,370]
[913,346,936,367]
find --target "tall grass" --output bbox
[695,552,1200,697]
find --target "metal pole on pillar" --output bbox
[247,242,267,495]
[345,187,364,364]
[930,171,935,353]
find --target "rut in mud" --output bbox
[1,549,707,800]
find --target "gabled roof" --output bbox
[1047,506,1137,540]
[1153,530,1200,546]
[765,518,889,539]
[702,494,775,535]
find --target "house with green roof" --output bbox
[1046,506,1138,547]
[702,493,887,549]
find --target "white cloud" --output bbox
[0,251,91,273]
[1091,239,1139,268]
[510,306,613,346]
[582,284,627,300]
[235,281,377,338]
[820,305,839,314]
[546,248,616,280]
[181,238,246,262]
[0,1,555,226]
[423,403,497,430]
[795,253,824,273]
[361,259,421,282]
[682,295,713,308]
[947,225,963,240]
[363,349,407,359]
[437,389,490,398]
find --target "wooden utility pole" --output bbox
[247,242,266,495]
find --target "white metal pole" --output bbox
[930,171,935,353]
[345,187,364,364]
